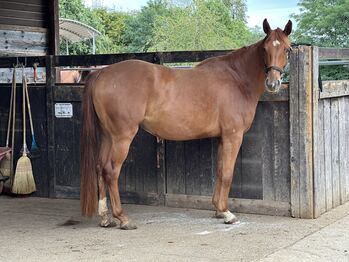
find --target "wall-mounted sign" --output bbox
[55,103,73,118]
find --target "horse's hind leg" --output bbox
[97,138,116,227]
[103,131,138,230]
[97,168,116,227]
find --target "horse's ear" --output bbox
[263,19,271,35]
[283,20,292,36]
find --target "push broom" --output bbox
[12,74,36,194]
[0,67,16,189]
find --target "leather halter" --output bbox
[265,65,284,75]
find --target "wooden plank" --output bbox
[54,85,84,102]
[312,46,326,218]
[0,0,46,5]
[165,194,291,217]
[315,100,327,216]
[319,48,349,60]
[289,47,300,217]
[330,99,340,208]
[0,16,47,28]
[241,105,263,199]
[46,55,56,197]
[165,141,186,195]
[140,131,157,194]
[199,138,215,196]
[120,191,160,206]
[338,97,348,204]
[184,140,201,195]
[0,24,48,33]
[320,81,349,99]
[323,99,333,210]
[273,102,290,202]
[55,186,80,199]
[0,9,45,21]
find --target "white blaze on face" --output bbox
[272,40,281,47]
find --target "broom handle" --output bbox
[11,69,16,177]
[22,74,27,156]
[24,77,35,137]
[5,68,15,147]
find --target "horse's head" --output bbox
[262,19,292,93]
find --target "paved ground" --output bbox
[0,196,348,262]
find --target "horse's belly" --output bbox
[141,113,220,141]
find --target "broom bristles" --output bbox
[0,152,12,187]
[12,155,36,194]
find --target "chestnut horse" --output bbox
[80,19,292,229]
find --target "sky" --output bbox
[84,0,300,28]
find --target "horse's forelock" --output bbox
[263,29,291,50]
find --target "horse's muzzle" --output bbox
[265,79,281,93]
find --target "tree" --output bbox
[93,9,131,53]
[151,0,253,51]
[222,0,247,22]
[292,0,349,47]
[292,0,349,80]
[122,0,170,52]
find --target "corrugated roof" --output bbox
[59,18,101,43]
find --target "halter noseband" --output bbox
[265,65,284,75]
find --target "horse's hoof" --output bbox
[224,217,240,225]
[99,216,117,228]
[120,222,137,230]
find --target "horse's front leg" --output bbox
[212,132,243,224]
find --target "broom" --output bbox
[0,67,16,189]
[24,76,40,158]
[12,74,36,194]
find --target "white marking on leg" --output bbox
[223,210,239,224]
[273,40,280,47]
[98,197,108,216]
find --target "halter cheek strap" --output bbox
[265,65,284,75]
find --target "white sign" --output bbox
[55,103,73,118]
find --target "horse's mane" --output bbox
[196,28,290,69]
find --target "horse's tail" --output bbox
[80,72,100,217]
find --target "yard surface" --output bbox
[0,196,348,261]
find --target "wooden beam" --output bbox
[312,46,326,218]
[319,48,349,60]
[320,81,349,99]
[289,46,314,218]
[48,0,59,55]
[165,194,291,216]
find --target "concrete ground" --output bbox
[0,196,348,262]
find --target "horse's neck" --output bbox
[228,41,266,101]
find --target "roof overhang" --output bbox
[59,18,101,43]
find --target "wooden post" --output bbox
[46,55,56,197]
[289,45,314,218]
